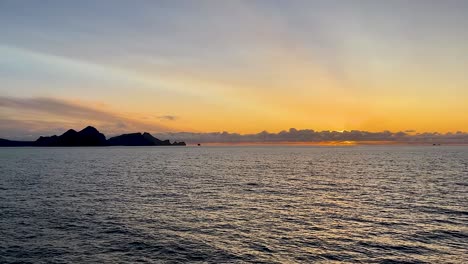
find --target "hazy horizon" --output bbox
[2,123,467,145]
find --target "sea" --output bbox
[0,146,467,263]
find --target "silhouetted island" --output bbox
[0,126,186,147]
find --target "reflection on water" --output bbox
[1,146,467,263]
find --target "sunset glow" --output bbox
[1,1,468,140]
[1,2,468,263]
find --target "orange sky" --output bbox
[1,1,468,137]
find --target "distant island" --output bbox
[0,126,186,147]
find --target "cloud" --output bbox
[0,96,119,120]
[0,119,74,140]
[153,128,468,145]
[158,115,178,121]
[0,96,174,139]
[1,96,467,144]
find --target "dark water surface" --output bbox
[1,146,467,263]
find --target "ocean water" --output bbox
[0,146,467,263]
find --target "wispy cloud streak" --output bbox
[158,115,178,121]
[0,96,174,139]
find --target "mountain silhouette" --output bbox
[35,126,107,146]
[0,126,186,147]
[107,132,186,146]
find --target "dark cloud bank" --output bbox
[154,128,468,145]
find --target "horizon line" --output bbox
[3,126,467,145]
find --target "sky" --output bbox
[1,0,468,140]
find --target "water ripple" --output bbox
[1,146,467,263]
